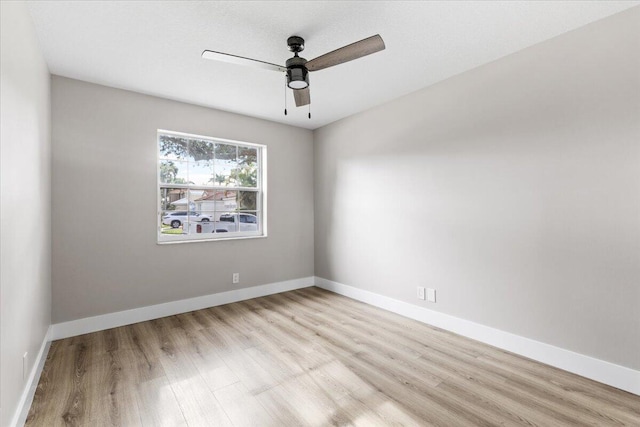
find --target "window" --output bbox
[157,130,266,243]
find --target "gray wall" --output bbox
[0,2,52,425]
[314,8,640,370]
[51,77,314,323]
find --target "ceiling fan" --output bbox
[202,34,385,114]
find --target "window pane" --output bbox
[165,189,200,212]
[159,135,189,160]
[185,189,205,211]
[239,212,259,231]
[160,187,193,232]
[192,189,237,215]
[214,143,238,187]
[237,146,258,188]
[216,212,239,233]
[237,190,258,210]
[160,193,190,234]
[190,210,214,221]
[160,160,189,184]
[160,187,189,212]
[219,190,238,212]
[189,160,214,186]
[191,189,214,214]
[185,211,215,235]
[188,139,214,162]
[160,213,186,235]
[184,139,214,186]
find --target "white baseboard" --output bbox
[11,326,52,427]
[314,276,640,396]
[51,277,314,340]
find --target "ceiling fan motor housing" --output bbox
[286,54,309,89]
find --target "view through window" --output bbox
[157,130,265,242]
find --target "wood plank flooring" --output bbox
[26,287,640,426]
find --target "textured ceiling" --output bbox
[27,1,638,130]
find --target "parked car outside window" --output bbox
[220,213,257,224]
[162,211,212,228]
[217,213,258,232]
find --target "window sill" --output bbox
[157,233,267,245]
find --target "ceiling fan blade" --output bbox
[293,87,310,107]
[202,50,286,72]
[306,34,385,72]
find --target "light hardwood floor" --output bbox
[26,287,639,426]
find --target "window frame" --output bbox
[157,129,267,244]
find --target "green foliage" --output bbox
[209,162,257,188]
[159,135,214,162]
[238,191,257,211]
[159,135,256,165]
[213,174,227,185]
[159,135,250,163]
[234,162,258,187]
[160,160,178,182]
[161,225,183,234]
[159,187,186,212]
[160,136,259,211]
[160,160,190,184]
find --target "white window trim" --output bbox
[157,129,267,244]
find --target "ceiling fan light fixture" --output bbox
[286,64,309,89]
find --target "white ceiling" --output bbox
[27,1,638,130]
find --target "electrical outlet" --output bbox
[417,286,426,300]
[427,288,436,303]
[23,352,28,380]
[232,273,240,284]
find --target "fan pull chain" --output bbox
[308,103,311,119]
[284,75,288,116]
